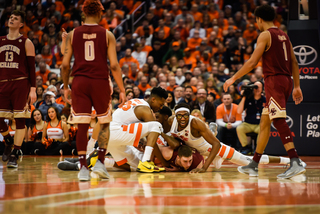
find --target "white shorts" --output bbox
[109,121,162,147]
[108,145,143,168]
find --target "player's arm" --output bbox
[223,31,270,92]
[25,38,37,104]
[289,42,303,105]
[190,118,221,173]
[107,30,125,106]
[135,106,157,122]
[61,30,74,104]
[160,116,180,149]
[60,28,67,55]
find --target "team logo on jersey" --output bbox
[19,39,22,42]
[270,108,277,116]
[293,45,317,66]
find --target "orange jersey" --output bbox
[36,69,51,83]
[141,45,153,55]
[216,103,242,123]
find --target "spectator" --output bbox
[174,6,194,25]
[173,86,184,104]
[165,91,175,110]
[138,76,151,94]
[132,43,147,69]
[133,86,143,99]
[119,48,140,70]
[149,41,165,66]
[41,45,53,67]
[135,19,154,37]
[36,61,51,83]
[39,91,64,120]
[155,19,171,39]
[178,86,194,105]
[216,93,242,149]
[116,42,125,61]
[187,30,202,52]
[175,68,185,86]
[236,81,265,154]
[243,24,258,45]
[189,21,206,39]
[167,76,178,92]
[190,88,215,123]
[162,42,184,65]
[129,62,139,82]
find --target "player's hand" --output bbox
[189,168,206,174]
[223,78,235,92]
[118,91,125,108]
[29,87,37,104]
[62,28,68,40]
[65,88,72,105]
[165,164,180,172]
[292,87,303,105]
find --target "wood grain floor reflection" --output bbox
[0,156,319,214]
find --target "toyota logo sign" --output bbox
[293,45,317,66]
[271,115,294,129]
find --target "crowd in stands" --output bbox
[0,0,290,154]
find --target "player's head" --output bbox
[254,4,276,31]
[174,103,191,129]
[9,10,25,29]
[82,0,104,20]
[176,145,193,170]
[155,106,172,125]
[148,87,168,113]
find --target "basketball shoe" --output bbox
[237,160,258,177]
[92,160,110,179]
[137,161,165,173]
[277,158,306,179]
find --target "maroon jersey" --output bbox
[262,28,292,79]
[169,147,204,172]
[71,24,109,79]
[0,35,28,81]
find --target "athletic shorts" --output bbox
[69,76,112,124]
[108,145,143,168]
[0,79,30,119]
[262,75,292,120]
[108,121,161,166]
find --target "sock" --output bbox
[253,152,262,163]
[287,148,299,159]
[14,145,21,150]
[280,157,290,165]
[219,143,250,166]
[79,154,87,169]
[104,158,115,167]
[259,155,270,164]
[98,148,106,164]
[142,146,153,162]
[4,134,13,146]
[228,149,251,166]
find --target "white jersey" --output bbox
[111,99,150,125]
[170,115,212,156]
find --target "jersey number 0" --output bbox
[85,41,95,61]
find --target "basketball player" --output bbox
[163,104,298,173]
[223,5,305,179]
[0,10,36,168]
[61,0,125,181]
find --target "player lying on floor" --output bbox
[57,106,304,172]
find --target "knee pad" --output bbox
[15,118,25,129]
[0,118,8,132]
[147,121,163,134]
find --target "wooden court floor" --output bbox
[0,156,320,214]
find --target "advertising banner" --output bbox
[265,103,320,156]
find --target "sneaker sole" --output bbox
[137,168,160,173]
[7,164,18,168]
[57,161,78,170]
[237,166,258,177]
[277,168,306,179]
[92,169,110,179]
[78,177,90,181]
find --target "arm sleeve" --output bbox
[26,56,36,87]
[216,119,227,127]
[231,120,242,128]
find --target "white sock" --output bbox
[104,158,115,167]
[86,138,97,155]
[259,155,270,164]
[142,146,153,162]
[280,157,290,165]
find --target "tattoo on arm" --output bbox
[98,124,109,149]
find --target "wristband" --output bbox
[225,123,228,127]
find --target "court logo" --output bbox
[271,115,294,129]
[293,45,317,66]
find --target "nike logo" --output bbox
[142,164,152,170]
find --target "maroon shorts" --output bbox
[0,79,29,118]
[263,75,292,119]
[70,76,112,124]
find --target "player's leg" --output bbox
[8,80,30,168]
[0,119,13,162]
[87,121,100,155]
[70,76,94,181]
[91,78,112,179]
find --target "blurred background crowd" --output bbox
[0,0,290,155]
